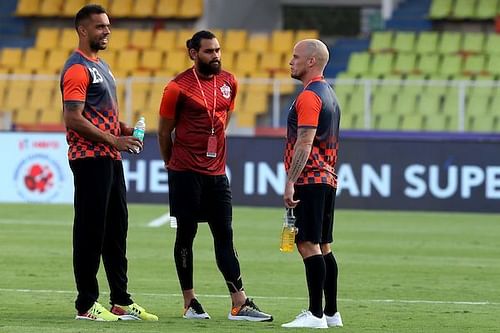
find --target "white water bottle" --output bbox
[132,116,145,153]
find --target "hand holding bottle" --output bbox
[280,208,298,253]
[131,116,146,153]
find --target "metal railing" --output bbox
[1,74,499,131]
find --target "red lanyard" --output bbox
[192,67,217,135]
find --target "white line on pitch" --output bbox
[0,288,498,306]
[0,219,70,226]
[0,218,165,228]
[147,213,170,227]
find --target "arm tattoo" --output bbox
[64,101,84,112]
[287,127,315,183]
[287,149,309,183]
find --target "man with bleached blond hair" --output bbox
[281,39,343,329]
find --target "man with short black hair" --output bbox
[61,4,157,321]
[158,30,272,322]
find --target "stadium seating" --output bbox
[34,28,59,50]
[15,0,41,16]
[129,29,154,50]
[39,0,63,17]
[178,0,204,19]
[16,0,204,19]
[337,26,500,132]
[429,0,500,20]
[62,0,86,17]
[0,48,23,69]
[0,23,316,129]
[22,48,46,71]
[131,0,156,18]
[155,0,180,18]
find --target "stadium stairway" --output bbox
[385,0,432,31]
[325,38,370,78]
[0,0,32,48]
[327,0,432,78]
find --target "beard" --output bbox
[198,60,221,76]
[89,38,107,52]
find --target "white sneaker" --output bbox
[282,310,328,329]
[183,298,210,319]
[325,312,343,327]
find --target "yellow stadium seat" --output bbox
[129,81,151,113]
[223,29,247,53]
[271,30,295,54]
[109,0,133,17]
[39,109,63,125]
[142,110,159,132]
[46,49,70,72]
[62,0,86,17]
[247,71,272,93]
[235,93,257,127]
[116,49,140,72]
[152,30,176,51]
[236,113,257,127]
[273,71,296,95]
[0,79,7,106]
[155,0,179,18]
[22,48,47,71]
[210,29,224,41]
[234,51,259,76]
[53,83,62,106]
[4,82,31,112]
[140,49,164,71]
[29,80,56,110]
[39,0,63,16]
[131,0,156,17]
[165,50,189,74]
[178,0,203,18]
[248,34,270,53]
[9,68,34,77]
[16,0,41,16]
[34,68,57,75]
[176,29,196,50]
[281,52,292,70]
[108,29,130,50]
[115,81,126,107]
[235,90,245,109]
[98,49,117,69]
[243,91,268,115]
[294,30,320,44]
[129,69,153,78]
[59,28,78,51]
[15,108,40,125]
[147,81,167,112]
[153,69,175,79]
[0,48,23,69]
[34,28,59,50]
[129,29,154,49]
[89,0,109,9]
[111,69,129,80]
[221,51,235,72]
[259,52,283,72]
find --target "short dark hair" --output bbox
[75,4,107,30]
[186,30,216,51]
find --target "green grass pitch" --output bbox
[0,203,499,332]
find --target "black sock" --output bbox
[304,254,325,318]
[323,252,338,316]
